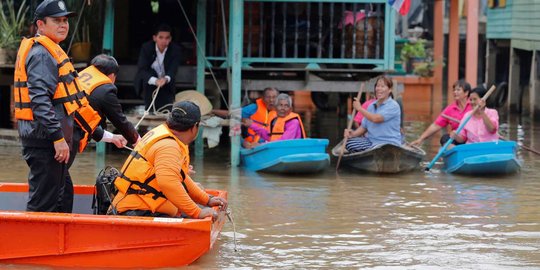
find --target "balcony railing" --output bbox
[205,0,394,70]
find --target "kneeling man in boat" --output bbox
[242,93,306,145]
[110,101,227,219]
[343,75,402,153]
[451,86,499,146]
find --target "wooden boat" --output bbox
[331,141,426,173]
[240,139,330,173]
[442,141,521,175]
[0,183,227,268]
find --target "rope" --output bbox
[134,85,174,129]
[175,0,230,110]
[225,208,238,252]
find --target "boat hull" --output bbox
[332,142,425,173]
[442,141,521,175]
[241,139,330,174]
[0,183,227,268]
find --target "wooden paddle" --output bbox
[336,83,365,170]
[499,135,540,156]
[425,85,497,171]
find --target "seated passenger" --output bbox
[411,79,472,147]
[343,75,401,153]
[242,93,306,145]
[110,101,227,219]
[452,86,499,144]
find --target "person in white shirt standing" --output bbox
[135,24,182,112]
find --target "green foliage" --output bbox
[0,0,29,50]
[400,39,427,61]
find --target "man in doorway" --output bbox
[135,23,182,112]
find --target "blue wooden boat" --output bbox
[331,141,426,173]
[442,141,521,175]
[240,139,330,173]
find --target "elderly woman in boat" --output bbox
[451,86,499,145]
[242,93,306,146]
[343,75,401,153]
[411,80,472,147]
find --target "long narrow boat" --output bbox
[0,183,227,268]
[331,141,426,173]
[240,139,330,173]
[442,141,521,175]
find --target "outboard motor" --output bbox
[92,166,119,215]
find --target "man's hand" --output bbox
[54,139,70,163]
[111,135,127,148]
[198,207,218,221]
[156,77,168,88]
[207,196,228,211]
[189,165,196,175]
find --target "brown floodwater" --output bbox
[0,110,539,269]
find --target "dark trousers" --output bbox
[143,83,174,112]
[440,134,466,146]
[23,146,73,213]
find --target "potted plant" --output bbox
[0,0,29,64]
[400,39,428,74]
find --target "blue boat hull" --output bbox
[240,139,330,174]
[442,141,521,175]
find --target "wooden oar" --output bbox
[336,83,365,170]
[499,136,540,156]
[425,85,497,171]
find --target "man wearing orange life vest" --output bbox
[14,0,84,213]
[243,93,306,142]
[111,101,227,219]
[241,87,278,148]
[75,54,140,153]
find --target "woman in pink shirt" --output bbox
[411,80,472,146]
[452,87,499,144]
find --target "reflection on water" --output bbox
[1,110,539,269]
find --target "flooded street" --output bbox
[1,110,539,269]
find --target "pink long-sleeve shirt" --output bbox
[249,118,303,141]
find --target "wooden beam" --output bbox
[466,0,479,86]
[448,0,460,105]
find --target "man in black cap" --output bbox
[111,101,227,219]
[13,0,87,213]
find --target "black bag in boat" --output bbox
[92,166,119,215]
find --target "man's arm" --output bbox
[98,85,140,144]
[136,42,156,83]
[164,43,182,85]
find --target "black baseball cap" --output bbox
[34,0,76,21]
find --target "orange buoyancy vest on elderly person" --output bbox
[112,124,210,217]
[269,112,306,141]
[13,35,89,121]
[245,98,277,143]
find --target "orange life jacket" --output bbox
[13,35,88,121]
[269,112,306,141]
[114,124,190,213]
[245,98,276,143]
[74,65,111,152]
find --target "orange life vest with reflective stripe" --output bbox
[74,66,112,152]
[13,35,88,121]
[114,124,190,213]
[269,112,306,141]
[245,98,276,143]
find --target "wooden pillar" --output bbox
[447,0,460,104]
[195,0,207,157]
[432,0,444,117]
[508,46,520,112]
[229,0,243,166]
[466,0,479,86]
[530,50,540,119]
